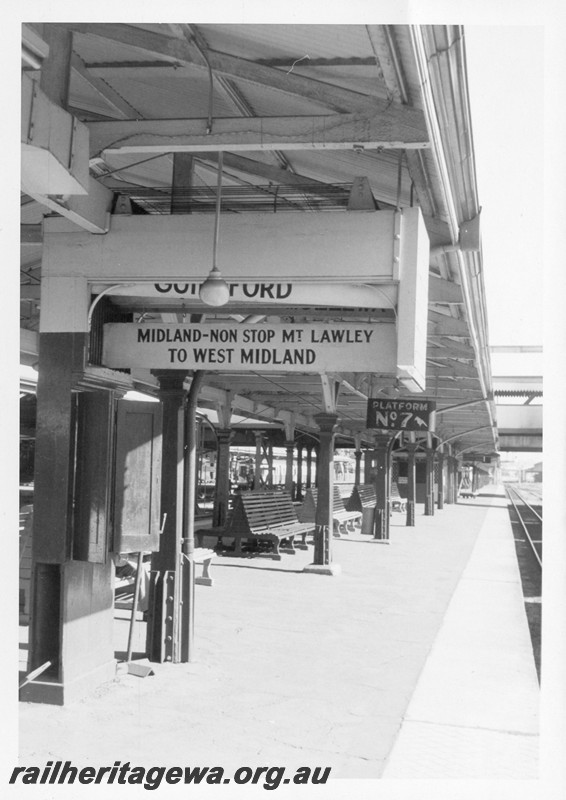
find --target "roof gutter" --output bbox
[410,26,498,446]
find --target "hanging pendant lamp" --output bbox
[199,152,230,306]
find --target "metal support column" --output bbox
[147,371,189,663]
[304,413,340,575]
[437,450,445,510]
[284,439,295,496]
[424,444,436,516]
[296,443,304,501]
[373,432,393,541]
[405,442,418,527]
[212,428,233,527]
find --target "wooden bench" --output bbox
[197,491,315,560]
[298,487,362,535]
[346,484,377,512]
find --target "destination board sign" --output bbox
[366,398,435,431]
[102,321,397,373]
[92,281,397,309]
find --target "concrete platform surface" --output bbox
[17,487,539,781]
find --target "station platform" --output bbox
[18,486,539,780]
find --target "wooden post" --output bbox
[24,332,116,704]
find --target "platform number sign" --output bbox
[366,399,435,431]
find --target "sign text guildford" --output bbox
[102,322,397,373]
[366,398,436,431]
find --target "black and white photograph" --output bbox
[5,3,565,799]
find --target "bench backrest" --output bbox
[231,490,299,534]
[298,486,349,521]
[391,481,402,500]
[346,484,376,511]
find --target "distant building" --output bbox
[524,462,543,483]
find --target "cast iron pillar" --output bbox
[437,451,445,510]
[450,457,459,503]
[364,449,374,484]
[213,428,233,527]
[254,432,263,489]
[267,443,274,488]
[304,413,341,576]
[296,443,304,501]
[354,449,362,485]
[284,439,295,496]
[147,371,191,663]
[405,442,418,527]
[424,446,436,516]
[444,454,453,504]
[305,444,313,489]
[373,433,392,541]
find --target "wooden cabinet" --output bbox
[113,400,162,554]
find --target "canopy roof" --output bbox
[21,22,498,459]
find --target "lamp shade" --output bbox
[199,267,230,306]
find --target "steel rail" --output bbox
[505,485,542,569]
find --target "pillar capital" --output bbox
[153,370,189,395]
[215,427,234,444]
[373,431,393,450]
[314,412,338,433]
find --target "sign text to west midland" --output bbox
[102,322,397,373]
[366,398,436,431]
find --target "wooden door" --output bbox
[113,400,162,554]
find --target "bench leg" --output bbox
[268,537,283,560]
[195,557,214,587]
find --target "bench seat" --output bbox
[298,487,362,535]
[196,491,314,560]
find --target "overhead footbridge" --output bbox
[491,347,542,452]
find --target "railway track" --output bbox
[504,482,542,682]
[505,483,542,568]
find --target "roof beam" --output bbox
[427,313,470,337]
[194,151,325,187]
[62,23,392,114]
[428,275,463,304]
[25,175,113,234]
[71,53,142,119]
[428,340,475,359]
[88,108,429,158]
[61,23,206,67]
